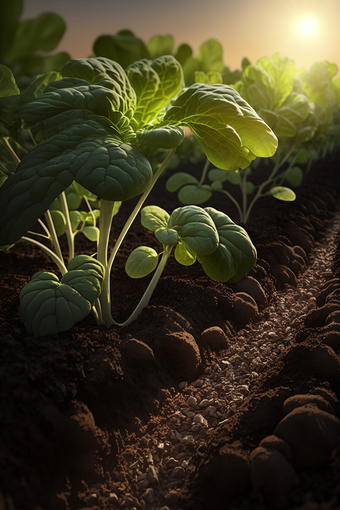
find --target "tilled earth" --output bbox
[1,155,340,510]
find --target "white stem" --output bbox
[44,210,63,260]
[112,245,173,327]
[59,191,74,260]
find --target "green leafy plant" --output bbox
[124,205,257,325]
[166,53,322,224]
[0,55,277,336]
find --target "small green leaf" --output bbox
[174,241,196,266]
[246,181,255,194]
[81,226,99,242]
[113,201,122,217]
[155,227,178,245]
[208,168,241,184]
[178,185,212,205]
[141,205,170,232]
[50,209,66,237]
[293,148,309,164]
[285,167,303,187]
[125,246,159,278]
[210,181,223,191]
[69,210,83,232]
[72,181,98,201]
[166,172,199,192]
[269,186,296,201]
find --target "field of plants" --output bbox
[1,2,340,510]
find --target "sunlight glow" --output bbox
[297,17,318,37]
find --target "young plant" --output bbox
[0,55,277,337]
[123,204,257,326]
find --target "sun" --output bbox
[297,17,318,36]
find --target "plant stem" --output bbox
[112,245,173,327]
[99,148,177,327]
[21,236,67,275]
[44,210,63,260]
[243,143,297,224]
[97,199,115,324]
[217,189,244,222]
[107,147,177,274]
[240,169,248,223]
[59,191,74,261]
[1,137,20,166]
[199,158,210,184]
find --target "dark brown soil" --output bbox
[1,154,340,510]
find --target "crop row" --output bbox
[0,0,340,339]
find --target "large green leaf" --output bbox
[61,57,136,113]
[0,117,152,245]
[197,207,257,282]
[126,55,183,127]
[19,255,104,337]
[9,13,66,60]
[162,83,278,170]
[29,109,114,142]
[20,77,132,127]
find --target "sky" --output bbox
[22,0,340,73]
